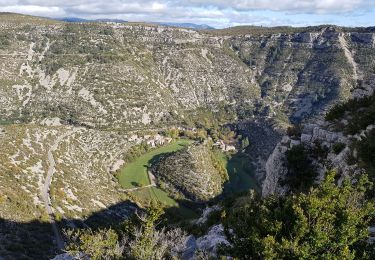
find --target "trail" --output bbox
[124,169,157,191]
[41,130,75,250]
[338,34,360,81]
[121,183,156,192]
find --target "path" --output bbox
[120,183,156,192]
[338,34,361,81]
[41,130,75,250]
[120,170,157,192]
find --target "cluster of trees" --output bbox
[66,207,188,260]
[67,171,375,259]
[223,171,375,259]
[284,145,317,192]
[325,92,375,134]
[123,142,151,163]
[165,128,208,142]
[356,129,375,182]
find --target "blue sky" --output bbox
[0,0,374,28]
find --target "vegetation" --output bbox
[223,171,375,259]
[210,149,229,182]
[332,142,346,154]
[223,152,259,194]
[284,145,317,192]
[118,139,197,219]
[287,124,302,138]
[0,33,11,49]
[356,129,375,181]
[118,139,192,189]
[240,136,250,151]
[152,143,224,202]
[325,92,375,134]
[66,206,187,260]
[123,142,152,164]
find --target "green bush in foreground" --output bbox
[223,171,375,260]
[356,129,375,180]
[284,145,317,192]
[66,207,187,260]
[332,142,346,154]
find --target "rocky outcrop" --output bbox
[262,137,289,196]
[181,225,230,260]
[152,143,224,202]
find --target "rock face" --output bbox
[262,72,375,195]
[262,139,289,196]
[152,143,224,202]
[181,225,229,260]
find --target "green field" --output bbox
[119,139,192,189]
[119,139,197,217]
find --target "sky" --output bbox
[0,0,375,28]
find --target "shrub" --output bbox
[325,103,347,121]
[332,142,346,154]
[283,145,317,192]
[325,92,375,134]
[356,129,375,180]
[223,171,375,259]
[287,124,302,138]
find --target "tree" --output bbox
[65,228,122,260]
[241,137,250,151]
[66,206,188,260]
[284,145,317,192]
[223,171,375,259]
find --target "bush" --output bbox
[325,103,347,121]
[325,92,375,134]
[332,142,346,154]
[356,129,375,180]
[223,171,375,259]
[66,207,188,260]
[0,33,11,49]
[287,124,302,138]
[283,145,317,192]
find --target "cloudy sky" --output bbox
[0,0,375,28]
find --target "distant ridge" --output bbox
[155,22,215,30]
[56,17,128,23]
[54,17,214,29]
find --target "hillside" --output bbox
[152,143,226,202]
[1,13,375,130]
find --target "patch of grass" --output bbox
[150,187,177,207]
[118,139,192,189]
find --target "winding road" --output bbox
[41,130,75,250]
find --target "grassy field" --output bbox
[119,139,192,189]
[119,139,197,218]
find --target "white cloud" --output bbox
[0,0,374,27]
[185,0,374,13]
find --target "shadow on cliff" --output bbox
[0,200,137,260]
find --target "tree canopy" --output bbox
[223,171,375,259]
